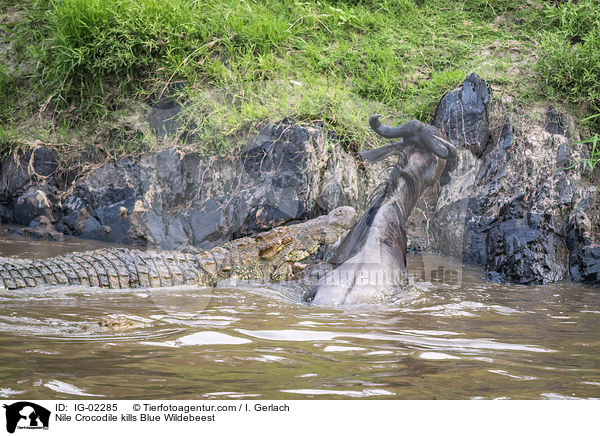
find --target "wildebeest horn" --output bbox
[421,128,451,159]
[432,133,457,158]
[369,114,413,138]
[369,114,456,160]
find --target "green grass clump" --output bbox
[0,0,558,161]
[564,113,600,178]
[39,0,514,113]
[536,0,600,171]
[42,0,205,113]
[537,0,600,108]
[576,133,600,175]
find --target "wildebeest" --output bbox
[305,114,456,305]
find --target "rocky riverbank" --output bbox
[432,74,599,285]
[1,119,384,250]
[1,74,598,286]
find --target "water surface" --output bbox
[0,233,599,399]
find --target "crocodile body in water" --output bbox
[0,207,357,290]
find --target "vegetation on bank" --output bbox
[0,0,598,166]
[536,0,600,170]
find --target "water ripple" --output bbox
[140,331,252,347]
[281,388,395,398]
[236,328,555,353]
[43,380,102,397]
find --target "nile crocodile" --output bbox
[0,206,357,290]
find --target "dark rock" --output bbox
[222,119,323,238]
[150,104,182,138]
[154,148,186,208]
[316,147,370,214]
[498,120,513,150]
[433,73,490,157]
[570,243,600,282]
[432,75,591,284]
[87,199,134,242]
[556,142,571,169]
[149,82,185,138]
[148,82,198,142]
[21,216,64,241]
[51,118,377,250]
[242,118,309,175]
[0,147,58,199]
[69,158,147,212]
[567,187,600,283]
[485,218,567,285]
[57,157,149,244]
[555,176,575,206]
[546,106,568,135]
[187,200,225,248]
[0,147,59,225]
[0,204,11,223]
[11,187,52,225]
[467,231,487,266]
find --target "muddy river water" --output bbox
[0,228,599,399]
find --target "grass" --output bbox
[576,134,600,174]
[564,113,600,177]
[1,0,597,165]
[537,0,600,109]
[535,0,600,168]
